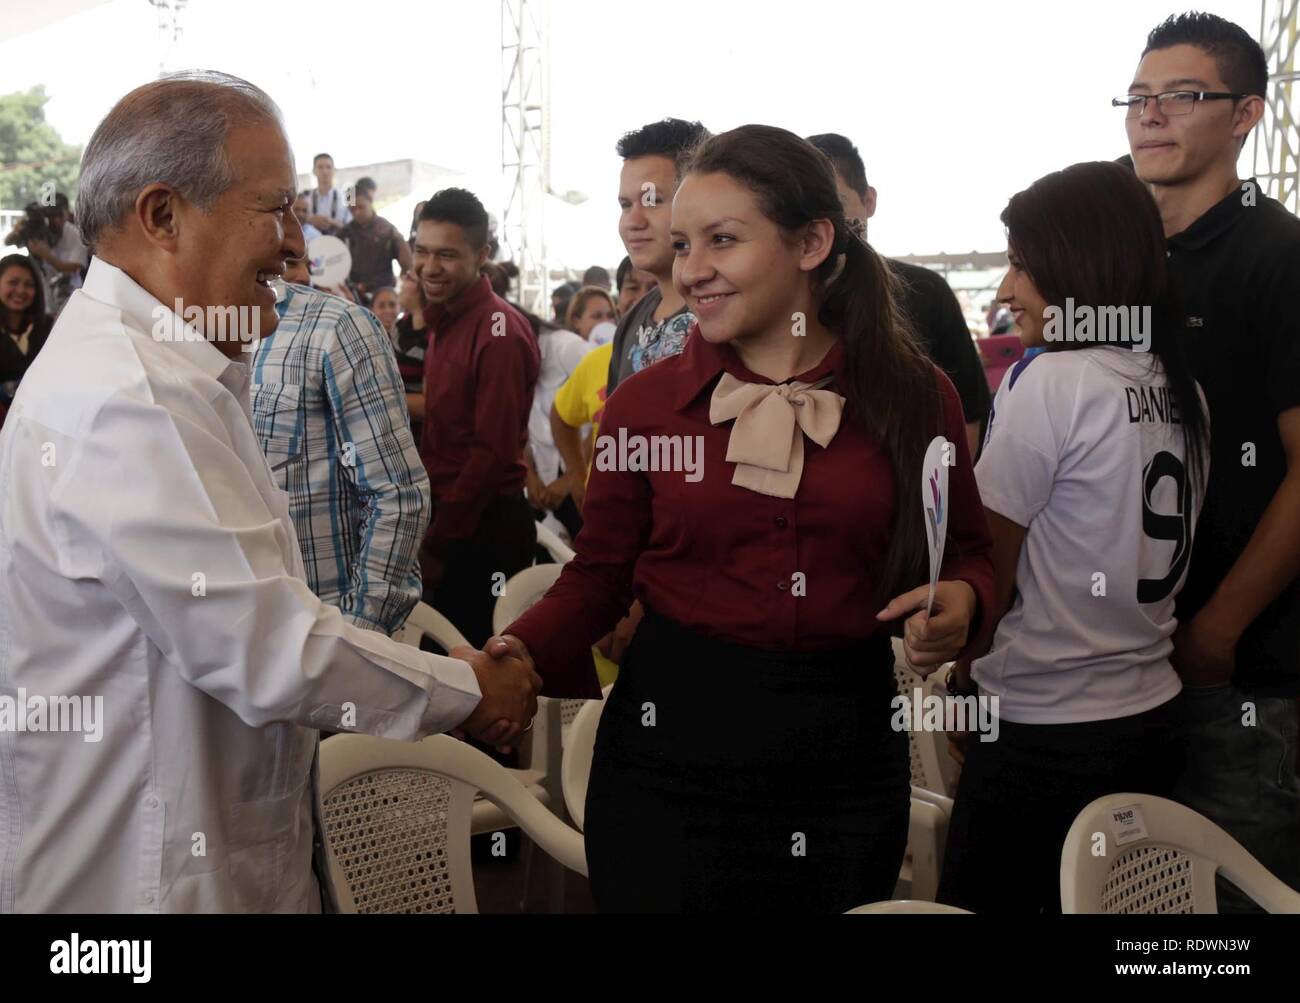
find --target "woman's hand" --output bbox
[877,580,977,674]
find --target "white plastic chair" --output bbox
[318,733,587,913]
[900,786,954,901]
[395,601,470,651]
[890,641,957,900]
[490,563,568,785]
[892,637,960,798]
[1060,793,1300,914]
[395,601,549,835]
[560,684,612,831]
[847,900,972,914]
[492,562,566,635]
[534,521,576,564]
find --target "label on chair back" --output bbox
[1109,804,1149,846]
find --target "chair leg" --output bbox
[518,837,567,913]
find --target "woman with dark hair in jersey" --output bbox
[937,161,1210,914]
[489,124,994,913]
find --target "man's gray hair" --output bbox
[77,71,284,250]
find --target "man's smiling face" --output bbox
[170,121,306,347]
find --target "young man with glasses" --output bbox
[1120,11,1300,909]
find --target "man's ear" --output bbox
[864,185,878,220]
[135,183,182,252]
[1232,95,1265,144]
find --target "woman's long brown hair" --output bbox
[685,124,945,602]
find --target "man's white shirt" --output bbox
[306,187,352,229]
[0,258,480,912]
[529,328,594,484]
[973,347,1208,724]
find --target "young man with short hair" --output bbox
[606,118,709,395]
[302,152,352,234]
[413,188,540,647]
[807,132,990,458]
[339,189,412,302]
[1122,11,1300,906]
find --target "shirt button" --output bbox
[775,516,788,529]
[145,795,159,809]
[777,581,788,592]
[142,891,155,904]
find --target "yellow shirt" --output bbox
[551,341,619,685]
[552,341,612,481]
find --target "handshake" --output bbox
[449,635,542,753]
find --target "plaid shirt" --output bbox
[252,284,430,634]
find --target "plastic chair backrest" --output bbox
[492,563,565,637]
[535,521,576,564]
[319,733,587,914]
[1060,793,1300,914]
[396,602,471,652]
[560,685,611,831]
[891,638,958,797]
[847,900,972,914]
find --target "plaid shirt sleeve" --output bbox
[322,305,431,633]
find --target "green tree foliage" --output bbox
[0,86,81,209]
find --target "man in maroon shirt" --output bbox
[413,188,540,647]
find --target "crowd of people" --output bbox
[0,9,1296,916]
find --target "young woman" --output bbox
[525,298,594,542]
[937,161,1210,914]
[565,285,618,341]
[390,271,427,442]
[0,254,53,427]
[370,285,399,336]
[492,125,993,913]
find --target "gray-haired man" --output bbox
[0,71,538,913]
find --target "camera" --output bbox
[5,203,56,249]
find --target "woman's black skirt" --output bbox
[584,607,910,913]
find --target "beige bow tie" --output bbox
[708,372,846,498]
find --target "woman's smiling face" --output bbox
[0,265,37,316]
[671,171,821,346]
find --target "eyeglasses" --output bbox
[1112,90,1247,118]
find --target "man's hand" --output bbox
[539,474,571,511]
[1172,611,1238,688]
[877,580,976,674]
[451,643,541,753]
[477,634,540,753]
[524,468,548,509]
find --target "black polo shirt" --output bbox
[1168,180,1300,696]
[888,259,990,427]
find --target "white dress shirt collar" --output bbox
[80,255,243,388]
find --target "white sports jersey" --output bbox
[972,347,1209,724]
